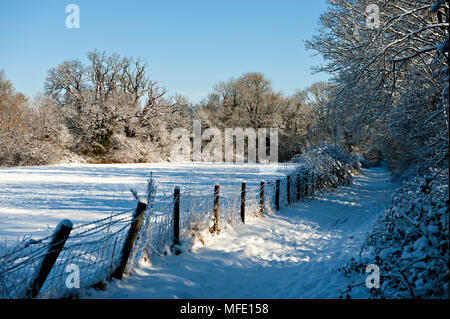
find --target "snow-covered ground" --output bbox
[0,162,297,248]
[88,167,396,299]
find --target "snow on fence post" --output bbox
[275,179,280,211]
[27,219,73,298]
[296,173,301,201]
[173,186,181,247]
[241,182,246,224]
[287,175,291,205]
[213,184,220,234]
[260,181,265,216]
[111,199,147,280]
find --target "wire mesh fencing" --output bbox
[0,207,137,298]
[0,161,355,299]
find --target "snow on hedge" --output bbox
[292,145,362,191]
[338,169,449,299]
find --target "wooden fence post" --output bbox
[214,184,220,234]
[287,175,291,205]
[296,173,301,201]
[173,186,180,246]
[346,164,351,185]
[275,179,280,211]
[304,175,309,198]
[27,219,73,298]
[111,200,147,280]
[241,182,246,223]
[260,181,265,216]
[311,169,315,198]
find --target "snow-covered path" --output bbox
[90,167,396,299]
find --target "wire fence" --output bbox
[0,207,136,298]
[0,160,356,299]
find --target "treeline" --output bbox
[1,1,447,175]
[0,52,337,167]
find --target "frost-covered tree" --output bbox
[31,94,71,147]
[0,71,33,165]
[306,0,449,175]
[279,89,313,159]
[45,51,173,158]
[197,73,284,130]
[0,72,67,166]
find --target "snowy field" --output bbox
[0,164,397,299]
[89,167,396,299]
[0,162,297,248]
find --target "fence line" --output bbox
[0,161,355,299]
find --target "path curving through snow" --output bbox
[90,167,396,299]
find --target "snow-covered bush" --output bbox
[0,133,64,167]
[291,145,362,192]
[99,133,164,163]
[339,169,449,299]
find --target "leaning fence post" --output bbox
[260,181,265,216]
[173,186,180,247]
[27,219,73,298]
[287,175,291,205]
[275,179,280,211]
[214,184,220,234]
[111,200,147,280]
[241,182,246,223]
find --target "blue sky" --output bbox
[0,0,329,103]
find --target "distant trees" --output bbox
[0,71,28,137]
[279,90,312,160]
[306,0,449,175]
[31,94,71,147]
[1,52,338,166]
[0,71,31,165]
[196,73,283,129]
[195,73,327,161]
[0,72,65,165]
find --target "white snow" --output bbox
[53,219,73,233]
[1,163,397,298]
[86,167,396,299]
[0,162,297,248]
